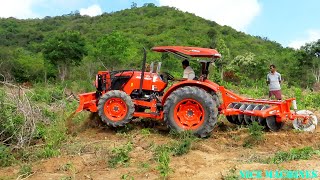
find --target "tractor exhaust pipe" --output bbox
[139,47,147,96]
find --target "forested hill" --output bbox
[0,5,284,55]
[0,4,318,87]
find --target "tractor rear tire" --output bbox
[98,90,134,127]
[163,86,218,138]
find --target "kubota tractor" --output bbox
[76,46,318,137]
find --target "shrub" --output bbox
[0,145,15,167]
[108,142,133,168]
[243,121,264,148]
[170,131,196,156]
[37,145,60,158]
[222,167,239,180]
[154,145,172,178]
[121,173,134,180]
[19,164,32,178]
[29,85,64,104]
[140,128,151,136]
[36,117,67,158]
[0,92,24,143]
[267,147,317,164]
[0,88,39,148]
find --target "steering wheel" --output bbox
[160,72,175,83]
[164,72,174,80]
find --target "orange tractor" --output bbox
[76,46,317,137]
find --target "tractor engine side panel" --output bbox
[122,72,167,94]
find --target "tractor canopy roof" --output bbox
[152,46,221,58]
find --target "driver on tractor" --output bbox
[174,60,195,81]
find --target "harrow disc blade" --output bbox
[244,104,257,125]
[231,103,242,125]
[238,104,249,125]
[293,110,318,132]
[251,105,263,123]
[258,105,270,128]
[266,115,284,132]
[226,103,237,124]
[226,116,235,124]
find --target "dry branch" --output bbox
[0,81,48,148]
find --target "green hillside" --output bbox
[0,4,318,87]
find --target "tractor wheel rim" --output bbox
[104,97,127,121]
[174,99,205,129]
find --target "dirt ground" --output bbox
[1,113,320,180]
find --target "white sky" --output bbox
[80,4,102,17]
[159,0,261,31]
[288,30,320,49]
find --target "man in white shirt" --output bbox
[175,60,195,81]
[267,64,282,100]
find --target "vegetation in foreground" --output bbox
[265,146,320,164]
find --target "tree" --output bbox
[95,31,130,70]
[43,31,87,81]
[215,37,231,82]
[230,52,257,85]
[143,3,156,7]
[0,46,15,81]
[295,39,320,87]
[11,48,45,82]
[207,28,219,48]
[131,2,137,9]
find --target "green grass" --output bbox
[0,145,15,167]
[121,173,135,180]
[19,164,32,178]
[139,161,151,169]
[171,139,192,156]
[140,128,151,136]
[59,162,74,171]
[230,134,240,141]
[108,142,133,168]
[59,162,76,179]
[28,85,64,104]
[243,121,264,148]
[170,130,197,156]
[60,176,72,180]
[37,145,60,158]
[115,124,134,134]
[222,167,239,180]
[266,147,320,164]
[154,145,172,179]
[36,116,67,158]
[152,131,198,178]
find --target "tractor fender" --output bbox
[162,80,220,105]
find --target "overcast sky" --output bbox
[0,0,319,49]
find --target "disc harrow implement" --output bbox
[222,98,318,132]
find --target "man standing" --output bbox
[267,64,282,100]
[175,60,195,81]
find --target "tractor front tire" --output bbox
[98,90,134,127]
[163,86,218,137]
